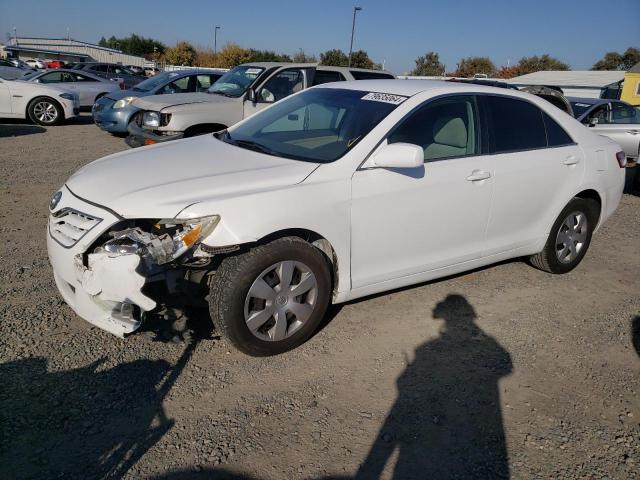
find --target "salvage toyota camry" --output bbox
[47,80,625,356]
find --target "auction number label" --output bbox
[361,92,408,105]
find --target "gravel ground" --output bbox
[1,116,639,480]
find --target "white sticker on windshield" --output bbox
[245,68,262,75]
[361,92,407,105]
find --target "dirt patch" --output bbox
[1,116,639,479]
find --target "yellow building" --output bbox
[621,62,640,105]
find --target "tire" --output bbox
[28,96,64,126]
[529,197,598,274]
[209,237,332,356]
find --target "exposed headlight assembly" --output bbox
[112,96,135,109]
[143,111,160,128]
[97,216,220,265]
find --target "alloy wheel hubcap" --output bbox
[244,261,318,342]
[33,101,57,123]
[555,211,588,264]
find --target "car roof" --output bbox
[316,79,541,98]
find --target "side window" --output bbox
[261,102,346,133]
[38,72,63,83]
[259,69,304,103]
[584,104,609,125]
[312,70,346,86]
[388,95,478,161]
[542,112,573,147]
[195,74,216,92]
[91,65,108,73]
[485,96,547,153]
[349,71,395,80]
[159,76,190,94]
[610,103,638,124]
[73,73,97,82]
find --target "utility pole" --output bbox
[13,27,17,44]
[348,6,362,68]
[214,26,221,56]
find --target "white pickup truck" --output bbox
[126,62,394,147]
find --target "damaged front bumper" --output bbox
[47,188,157,337]
[126,121,183,148]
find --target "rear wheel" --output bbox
[530,197,598,274]
[28,97,63,126]
[209,237,331,356]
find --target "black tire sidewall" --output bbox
[28,97,63,126]
[544,198,597,274]
[215,239,331,356]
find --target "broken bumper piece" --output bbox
[47,190,156,337]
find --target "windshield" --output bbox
[133,72,182,92]
[570,101,596,118]
[222,88,404,163]
[208,65,264,97]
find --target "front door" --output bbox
[588,102,640,159]
[351,95,493,288]
[0,80,11,114]
[243,68,311,119]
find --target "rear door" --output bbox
[480,95,584,256]
[588,102,640,159]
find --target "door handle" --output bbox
[626,130,640,135]
[466,170,491,181]
[563,155,580,166]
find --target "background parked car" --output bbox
[125,65,144,75]
[25,59,46,69]
[68,62,145,89]
[4,58,34,70]
[92,69,225,134]
[20,68,121,108]
[128,63,395,146]
[570,97,640,192]
[0,75,79,125]
[45,60,66,69]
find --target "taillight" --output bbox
[616,151,627,168]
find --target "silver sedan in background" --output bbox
[20,69,121,108]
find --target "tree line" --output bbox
[411,47,639,78]
[97,35,638,76]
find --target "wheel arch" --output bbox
[574,189,602,225]
[255,228,340,296]
[26,95,65,121]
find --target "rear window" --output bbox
[349,71,394,80]
[485,96,547,153]
[313,70,346,85]
[542,112,573,147]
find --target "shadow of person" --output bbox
[632,316,640,357]
[356,294,513,480]
[0,341,196,480]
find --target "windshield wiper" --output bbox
[226,136,282,157]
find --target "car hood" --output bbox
[105,89,151,101]
[132,92,232,111]
[66,135,319,218]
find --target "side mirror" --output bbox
[370,142,424,169]
[246,88,256,103]
[588,117,599,127]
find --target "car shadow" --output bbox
[0,340,197,479]
[355,294,513,479]
[67,113,95,125]
[0,122,46,137]
[632,316,640,357]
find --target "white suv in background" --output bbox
[126,62,394,147]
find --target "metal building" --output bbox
[3,37,146,67]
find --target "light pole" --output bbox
[214,26,221,56]
[348,6,362,68]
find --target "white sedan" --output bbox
[47,80,625,355]
[20,69,121,108]
[0,75,79,125]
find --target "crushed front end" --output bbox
[47,186,219,337]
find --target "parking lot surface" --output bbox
[1,116,639,479]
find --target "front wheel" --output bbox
[529,197,598,274]
[209,237,332,356]
[28,97,63,126]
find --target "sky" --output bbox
[1,0,639,74]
